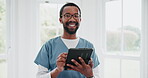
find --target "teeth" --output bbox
[69,24,75,27]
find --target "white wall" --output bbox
[79,0,104,52]
[7,0,40,78]
[79,0,98,44]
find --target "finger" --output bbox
[71,59,82,68]
[58,53,67,56]
[67,68,74,70]
[78,57,87,66]
[89,58,94,68]
[58,53,68,59]
[67,64,79,71]
[62,53,68,57]
[57,57,66,62]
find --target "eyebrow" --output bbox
[64,13,79,15]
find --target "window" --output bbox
[104,0,141,78]
[0,0,7,78]
[40,2,63,45]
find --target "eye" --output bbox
[64,14,71,18]
[74,14,79,18]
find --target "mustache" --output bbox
[66,21,79,26]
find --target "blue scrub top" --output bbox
[34,36,100,78]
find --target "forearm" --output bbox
[37,65,62,78]
[50,67,62,78]
[37,65,51,78]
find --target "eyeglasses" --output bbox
[62,13,81,20]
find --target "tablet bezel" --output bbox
[64,48,93,70]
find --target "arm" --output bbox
[36,65,63,78]
[50,53,67,78]
[36,65,50,78]
[36,53,67,78]
[37,64,100,78]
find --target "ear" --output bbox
[80,18,81,22]
[79,18,81,22]
[59,18,62,24]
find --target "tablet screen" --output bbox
[64,48,93,70]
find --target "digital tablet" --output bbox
[64,48,93,70]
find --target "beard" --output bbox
[63,21,79,34]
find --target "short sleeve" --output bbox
[34,42,51,69]
[90,44,100,68]
[91,48,100,68]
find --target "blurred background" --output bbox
[0,0,148,78]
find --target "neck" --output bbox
[62,31,77,39]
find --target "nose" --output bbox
[69,16,76,21]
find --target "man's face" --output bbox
[59,6,81,34]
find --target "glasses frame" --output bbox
[61,13,81,20]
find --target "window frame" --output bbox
[101,0,142,78]
[141,0,148,78]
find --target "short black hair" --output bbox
[59,3,81,18]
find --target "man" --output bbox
[34,3,100,78]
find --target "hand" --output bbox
[56,53,68,72]
[51,53,68,78]
[67,57,94,77]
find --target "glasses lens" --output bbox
[73,14,80,19]
[64,14,71,19]
[63,14,80,19]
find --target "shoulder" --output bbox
[79,37,94,47]
[79,37,93,44]
[46,36,60,44]
[43,36,60,47]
